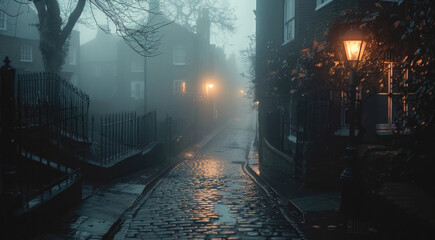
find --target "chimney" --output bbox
[196,8,211,45]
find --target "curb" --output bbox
[243,138,308,240]
[102,121,232,239]
[103,157,183,239]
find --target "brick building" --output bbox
[0,2,80,82]
[255,0,404,187]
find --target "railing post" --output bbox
[0,57,17,195]
[154,110,157,141]
[100,115,103,166]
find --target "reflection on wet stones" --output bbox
[114,124,300,239]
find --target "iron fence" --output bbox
[14,72,158,166]
[16,72,90,142]
[22,169,81,211]
[156,116,187,142]
[89,110,157,166]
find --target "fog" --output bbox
[75,0,256,129]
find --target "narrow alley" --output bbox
[111,105,301,240]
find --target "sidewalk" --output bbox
[245,139,347,240]
[37,121,231,239]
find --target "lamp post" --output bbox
[207,82,217,122]
[340,28,366,217]
[343,29,366,143]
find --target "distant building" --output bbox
[141,5,204,122]
[0,1,80,82]
[80,0,239,128]
[80,28,120,113]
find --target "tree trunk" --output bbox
[34,0,86,73]
[40,27,64,73]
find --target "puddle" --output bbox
[213,204,236,223]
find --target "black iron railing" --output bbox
[89,110,157,166]
[17,72,90,142]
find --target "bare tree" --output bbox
[6,0,165,73]
[240,34,256,100]
[161,0,236,36]
[4,0,235,73]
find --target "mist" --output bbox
[3,0,432,239]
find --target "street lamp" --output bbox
[342,28,366,141]
[343,29,366,69]
[340,28,366,218]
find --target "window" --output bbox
[288,96,297,142]
[68,47,76,65]
[173,80,186,96]
[131,81,144,100]
[173,45,186,65]
[316,0,333,11]
[131,60,144,72]
[0,11,6,30]
[334,91,360,136]
[376,62,409,135]
[283,0,295,43]
[20,45,32,62]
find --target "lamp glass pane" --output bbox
[344,40,365,61]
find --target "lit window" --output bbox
[376,62,409,132]
[131,81,144,99]
[316,0,333,11]
[0,11,6,30]
[173,45,186,65]
[69,47,76,65]
[131,60,144,72]
[173,80,186,96]
[283,0,295,43]
[20,45,32,62]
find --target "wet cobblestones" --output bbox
[114,121,300,239]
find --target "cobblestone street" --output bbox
[113,109,301,240]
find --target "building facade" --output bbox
[255,0,405,188]
[0,2,80,81]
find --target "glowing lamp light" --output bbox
[208,83,214,89]
[342,29,366,68]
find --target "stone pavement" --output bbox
[113,107,301,239]
[37,166,162,240]
[36,117,234,240]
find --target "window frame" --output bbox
[173,80,186,96]
[131,81,144,100]
[315,0,333,11]
[0,11,6,30]
[20,45,33,62]
[283,0,295,44]
[69,47,76,65]
[131,60,144,72]
[375,62,409,135]
[173,45,186,66]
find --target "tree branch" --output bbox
[33,0,47,28]
[60,0,86,43]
